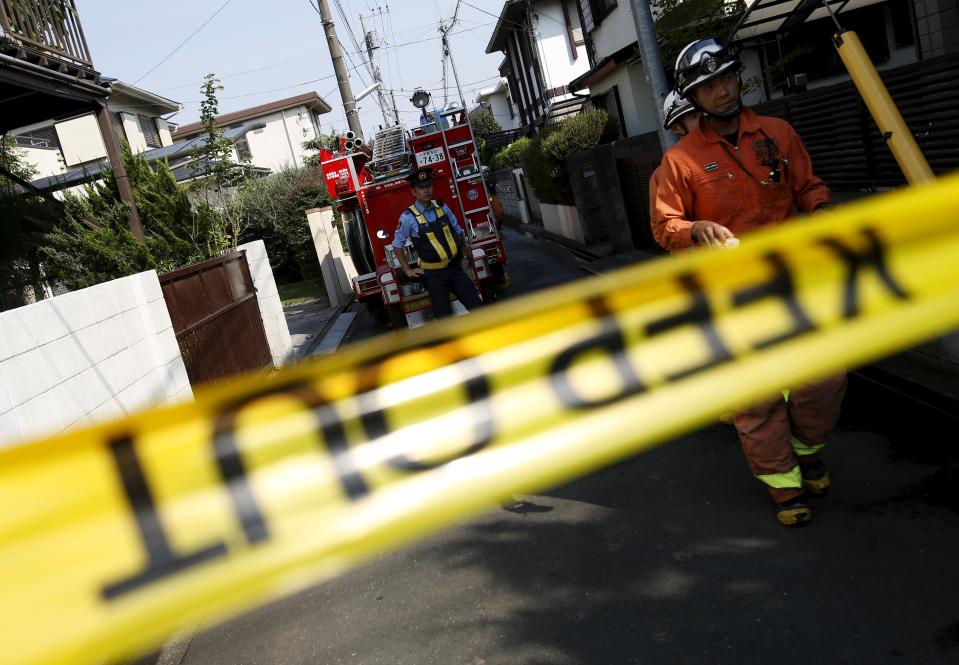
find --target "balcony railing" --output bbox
[0,0,93,68]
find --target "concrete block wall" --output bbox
[237,240,294,367]
[0,271,193,449]
[306,207,353,309]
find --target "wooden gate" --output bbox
[160,251,273,386]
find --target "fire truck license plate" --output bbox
[415,148,445,167]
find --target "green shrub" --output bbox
[490,137,531,171]
[232,166,331,283]
[522,109,614,205]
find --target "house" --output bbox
[734,0,949,99]
[566,0,951,140]
[11,79,180,181]
[566,1,660,139]
[172,92,332,172]
[474,77,521,131]
[0,0,142,236]
[485,0,592,131]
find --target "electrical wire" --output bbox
[133,0,235,85]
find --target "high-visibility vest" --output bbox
[407,200,460,270]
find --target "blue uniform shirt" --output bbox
[392,200,464,249]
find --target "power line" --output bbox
[460,0,567,31]
[133,0,235,85]
[157,54,318,93]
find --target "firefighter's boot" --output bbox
[775,494,812,527]
[800,458,830,497]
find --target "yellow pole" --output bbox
[834,30,935,184]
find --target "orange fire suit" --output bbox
[649,106,846,503]
[651,106,830,252]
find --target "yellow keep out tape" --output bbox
[3,173,959,665]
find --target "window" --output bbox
[111,113,128,145]
[13,125,59,150]
[888,0,915,48]
[138,115,162,148]
[235,138,252,162]
[779,5,889,83]
[579,0,617,31]
[591,86,626,138]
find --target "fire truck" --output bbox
[318,94,509,329]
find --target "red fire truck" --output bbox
[318,98,509,328]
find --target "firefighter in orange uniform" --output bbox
[651,37,847,527]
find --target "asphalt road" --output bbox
[155,228,959,665]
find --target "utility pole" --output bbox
[359,12,395,126]
[316,0,363,136]
[440,9,482,169]
[628,0,676,152]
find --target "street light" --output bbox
[410,89,431,109]
[355,81,382,102]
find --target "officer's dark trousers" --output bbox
[422,264,482,318]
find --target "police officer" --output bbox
[651,38,845,527]
[392,166,482,318]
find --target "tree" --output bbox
[190,73,244,254]
[232,166,329,283]
[0,137,61,308]
[650,0,746,81]
[468,106,503,139]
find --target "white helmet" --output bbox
[674,37,742,98]
[662,90,696,130]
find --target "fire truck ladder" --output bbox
[369,125,411,178]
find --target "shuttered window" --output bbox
[579,0,616,31]
[579,0,594,32]
[138,115,162,148]
[13,125,60,150]
[111,113,128,145]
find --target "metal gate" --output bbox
[160,251,273,386]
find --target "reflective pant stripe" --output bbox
[755,465,802,489]
[790,436,825,457]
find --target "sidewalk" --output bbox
[281,296,355,361]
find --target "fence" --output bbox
[753,50,959,191]
[160,251,272,386]
[0,0,93,67]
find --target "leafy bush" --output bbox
[490,137,531,171]
[522,109,613,205]
[233,166,330,283]
[37,144,228,290]
[468,107,503,138]
[40,196,154,291]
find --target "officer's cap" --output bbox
[406,167,434,187]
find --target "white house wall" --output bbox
[532,0,590,93]
[55,114,107,167]
[243,106,319,172]
[119,112,148,153]
[591,62,658,138]
[157,118,174,147]
[589,3,639,60]
[0,271,193,448]
[21,145,66,179]
[484,89,521,130]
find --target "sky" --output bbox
[74,0,508,134]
